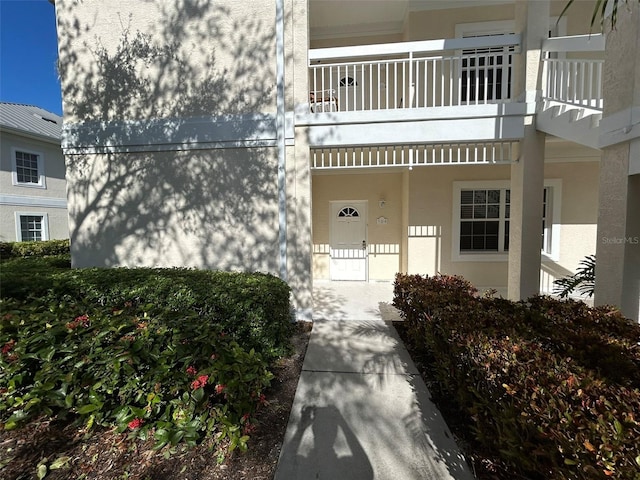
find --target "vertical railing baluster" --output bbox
[394,62,398,109]
[402,60,406,108]
[414,59,420,107]
[336,65,341,112]
[431,58,444,107]
[597,62,603,109]
[450,58,455,106]
[377,63,381,110]
[353,64,358,111]
[361,63,365,110]
[369,62,373,110]
[587,62,595,107]
[408,52,413,108]
[423,59,428,107]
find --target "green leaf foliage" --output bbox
[0,239,70,259]
[0,258,291,453]
[394,273,640,479]
[553,255,596,299]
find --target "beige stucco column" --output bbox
[595,2,640,322]
[287,0,314,320]
[508,0,549,300]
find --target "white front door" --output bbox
[330,201,367,281]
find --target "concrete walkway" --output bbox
[274,281,476,480]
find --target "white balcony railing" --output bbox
[310,142,517,170]
[541,34,605,112]
[309,35,521,114]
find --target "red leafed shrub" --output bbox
[393,273,640,479]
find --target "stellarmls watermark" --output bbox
[601,236,639,245]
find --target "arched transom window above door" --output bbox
[337,206,360,218]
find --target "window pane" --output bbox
[487,190,500,203]
[458,187,508,254]
[460,205,473,219]
[20,215,43,242]
[474,205,486,219]
[504,220,510,251]
[472,222,486,235]
[485,235,499,250]
[15,151,40,184]
[487,204,500,218]
[473,190,486,203]
[485,222,499,235]
[461,191,474,204]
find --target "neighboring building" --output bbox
[0,102,68,242]
[53,0,639,321]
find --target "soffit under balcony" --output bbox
[309,0,514,41]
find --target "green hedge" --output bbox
[393,273,640,479]
[0,239,70,259]
[1,264,292,362]
[1,259,293,451]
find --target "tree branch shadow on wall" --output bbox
[56,1,304,273]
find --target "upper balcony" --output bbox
[299,26,606,152]
[538,34,605,149]
[300,34,529,148]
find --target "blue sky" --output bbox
[0,0,62,115]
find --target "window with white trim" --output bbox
[460,35,514,103]
[459,188,510,252]
[455,19,566,104]
[15,213,49,242]
[12,148,45,188]
[453,181,561,261]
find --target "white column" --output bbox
[508,0,549,300]
[400,169,410,274]
[287,0,313,320]
[595,2,640,322]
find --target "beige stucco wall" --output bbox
[66,148,280,270]
[55,0,278,123]
[310,0,597,48]
[405,4,516,41]
[56,0,316,315]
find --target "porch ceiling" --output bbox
[309,0,514,41]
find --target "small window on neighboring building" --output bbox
[12,148,45,188]
[16,213,49,242]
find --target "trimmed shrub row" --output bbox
[1,264,292,362]
[0,239,70,259]
[1,256,293,452]
[393,273,640,479]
